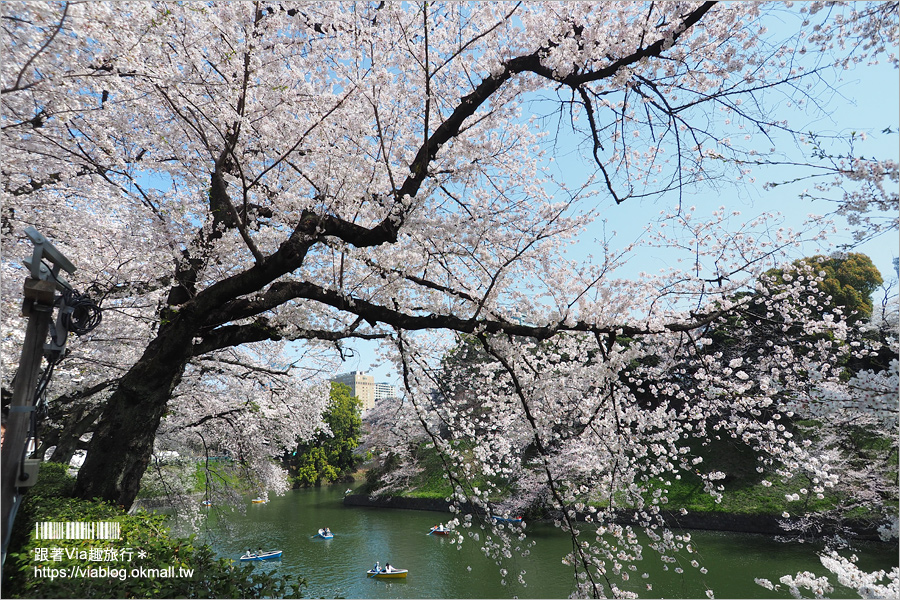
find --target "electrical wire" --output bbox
[29,287,101,438]
[13,283,102,489]
[60,289,102,335]
[38,260,103,335]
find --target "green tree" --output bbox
[288,383,362,486]
[701,252,884,363]
[764,253,883,323]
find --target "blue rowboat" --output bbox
[316,528,334,539]
[490,515,523,524]
[239,550,282,561]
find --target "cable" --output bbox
[29,287,100,446]
[60,289,102,335]
[38,260,102,335]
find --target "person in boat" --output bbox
[373,561,380,573]
[384,563,393,573]
[324,527,331,535]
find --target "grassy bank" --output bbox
[3,463,304,599]
[361,435,891,524]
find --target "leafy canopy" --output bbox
[288,382,362,486]
[764,253,884,322]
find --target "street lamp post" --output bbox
[1,228,77,569]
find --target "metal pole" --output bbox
[1,278,56,567]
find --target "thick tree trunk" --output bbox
[73,315,196,509]
[44,406,103,465]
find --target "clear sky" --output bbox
[330,47,899,387]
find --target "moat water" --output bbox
[185,485,897,598]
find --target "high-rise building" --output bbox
[331,371,375,411]
[374,382,399,403]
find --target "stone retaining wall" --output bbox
[343,494,882,540]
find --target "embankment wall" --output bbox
[343,494,883,540]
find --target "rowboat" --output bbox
[239,550,282,561]
[490,515,523,524]
[429,525,450,535]
[251,497,266,504]
[316,528,334,539]
[366,568,408,579]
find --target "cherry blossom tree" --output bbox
[369,247,895,596]
[2,2,898,596]
[761,131,899,247]
[758,551,899,599]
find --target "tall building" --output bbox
[331,371,375,411]
[374,382,399,403]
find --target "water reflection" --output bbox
[184,486,897,599]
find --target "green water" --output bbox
[190,486,896,598]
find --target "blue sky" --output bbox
[340,52,899,386]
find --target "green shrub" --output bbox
[3,464,304,598]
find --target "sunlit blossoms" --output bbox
[2,2,898,598]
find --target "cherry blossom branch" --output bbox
[476,334,609,598]
[2,3,68,94]
[203,277,736,340]
[193,317,389,356]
